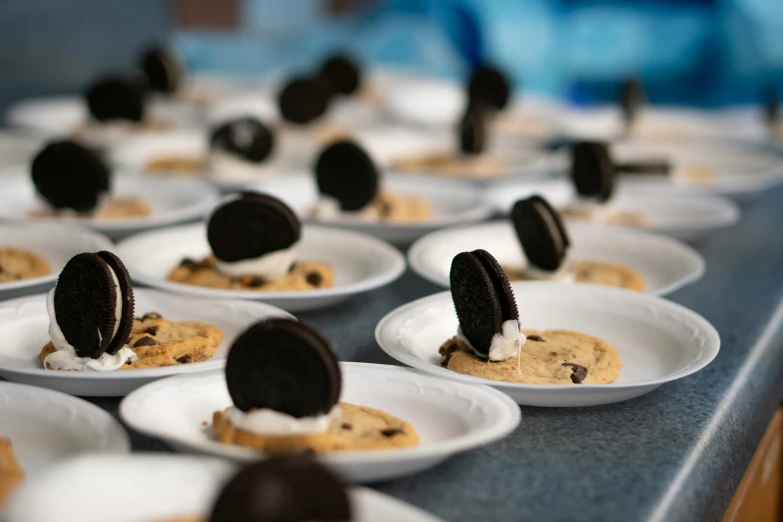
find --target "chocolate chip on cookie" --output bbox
[210,456,352,522]
[31,140,111,212]
[459,102,488,155]
[138,46,182,94]
[318,53,362,96]
[315,140,379,211]
[450,250,519,359]
[468,65,511,111]
[52,252,134,359]
[207,191,301,263]
[210,117,275,164]
[225,318,341,417]
[278,76,330,125]
[570,141,615,202]
[380,428,405,437]
[511,195,570,271]
[97,251,135,355]
[527,335,546,342]
[133,336,156,348]
[84,75,146,122]
[562,362,588,384]
[619,77,645,126]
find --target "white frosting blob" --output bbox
[215,241,298,281]
[310,196,379,223]
[225,406,340,436]
[208,150,266,181]
[458,319,526,362]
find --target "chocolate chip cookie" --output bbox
[0,437,24,507]
[440,329,622,385]
[0,247,51,282]
[504,261,646,292]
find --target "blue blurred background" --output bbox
[1,0,781,112]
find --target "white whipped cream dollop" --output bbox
[458,319,526,362]
[225,406,340,436]
[215,242,298,281]
[44,286,138,372]
[310,196,379,223]
[209,150,267,181]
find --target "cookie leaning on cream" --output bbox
[439,249,622,385]
[503,194,645,291]
[310,140,432,224]
[38,251,222,371]
[168,191,334,292]
[212,318,419,454]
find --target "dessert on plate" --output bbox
[439,249,622,385]
[146,117,277,181]
[309,140,432,223]
[0,437,24,507]
[0,247,51,282]
[156,456,353,522]
[29,140,150,220]
[504,195,645,291]
[558,141,647,227]
[212,318,419,454]
[169,192,334,292]
[39,251,222,371]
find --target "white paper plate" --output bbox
[485,179,741,240]
[0,132,42,169]
[0,289,291,396]
[0,381,128,500]
[0,223,113,300]
[4,95,198,146]
[376,282,719,407]
[115,223,406,312]
[120,363,521,483]
[7,454,444,522]
[408,221,704,295]
[249,175,494,244]
[0,169,221,240]
[107,129,313,191]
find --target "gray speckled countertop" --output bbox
[83,185,783,522]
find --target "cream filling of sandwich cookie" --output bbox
[43,269,137,371]
[215,242,299,281]
[457,319,527,362]
[310,196,379,222]
[208,150,267,180]
[224,405,341,436]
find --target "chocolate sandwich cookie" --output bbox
[31,140,111,212]
[210,117,275,164]
[207,191,301,263]
[138,46,182,94]
[210,456,352,522]
[570,141,615,202]
[278,76,330,125]
[318,54,362,97]
[315,140,379,211]
[620,77,645,126]
[468,65,511,112]
[459,102,488,155]
[764,87,780,128]
[52,252,135,359]
[225,319,342,418]
[85,76,146,122]
[512,195,570,272]
[450,249,519,359]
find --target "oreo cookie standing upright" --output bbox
[51,252,134,359]
[315,140,379,211]
[468,65,511,112]
[225,318,342,418]
[450,249,519,359]
[459,102,489,155]
[31,140,111,212]
[619,77,645,127]
[570,141,615,202]
[210,456,352,522]
[210,118,275,164]
[318,54,362,97]
[207,192,301,264]
[278,76,330,125]
[763,86,780,129]
[138,46,183,94]
[511,196,570,272]
[85,76,146,122]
